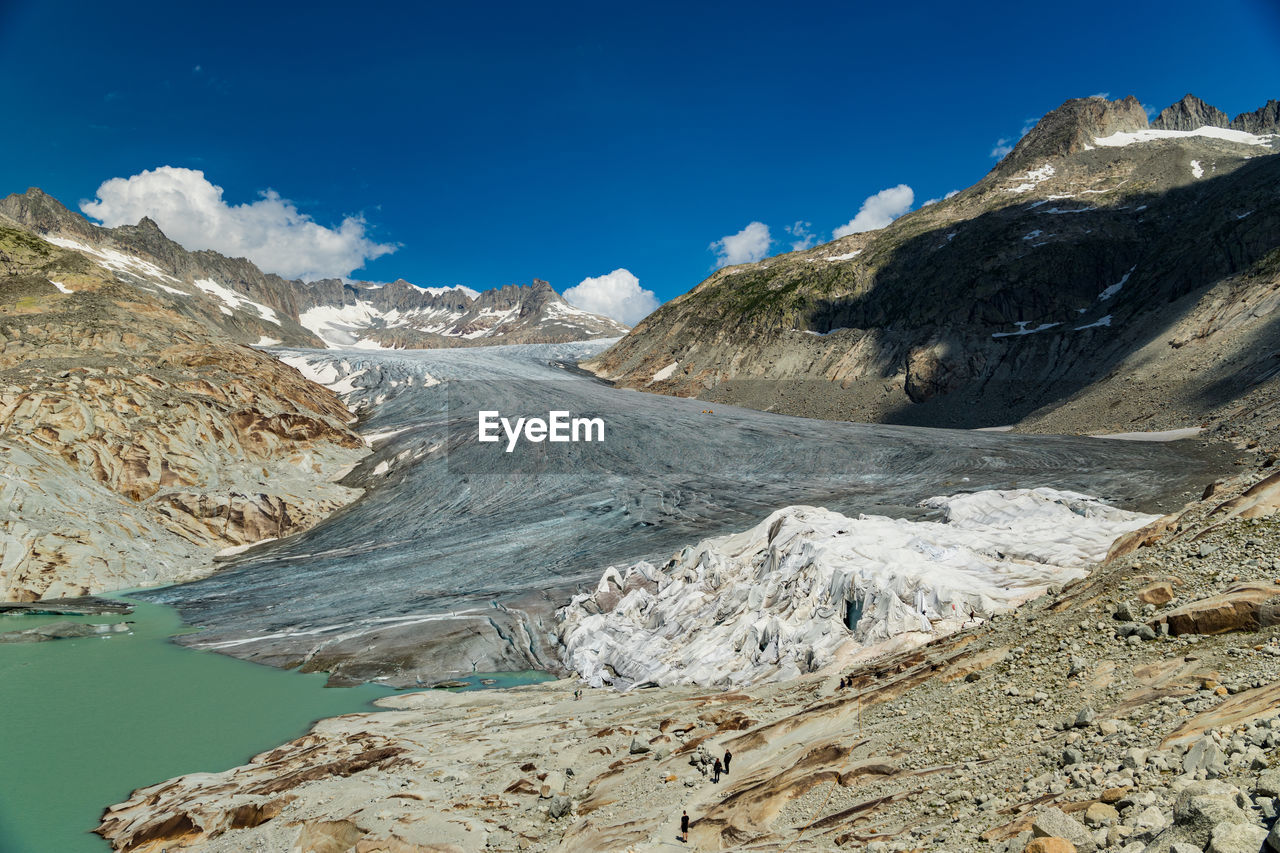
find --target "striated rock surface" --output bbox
[0,225,366,600]
[558,489,1155,687]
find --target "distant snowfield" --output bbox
[559,488,1158,688]
[1093,126,1273,148]
[295,285,610,349]
[193,278,281,324]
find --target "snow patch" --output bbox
[648,361,679,384]
[992,321,1059,338]
[43,237,181,283]
[48,279,73,294]
[1094,126,1271,148]
[192,279,281,324]
[254,336,282,347]
[825,250,862,261]
[1099,266,1135,301]
[1006,164,1055,193]
[1191,160,1204,179]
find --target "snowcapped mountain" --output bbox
[585,93,1280,436]
[294,278,627,349]
[0,189,627,350]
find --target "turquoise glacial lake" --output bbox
[0,595,401,853]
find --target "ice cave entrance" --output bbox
[844,597,863,631]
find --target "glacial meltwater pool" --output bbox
[0,596,549,853]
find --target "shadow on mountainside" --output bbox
[798,153,1280,429]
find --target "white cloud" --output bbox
[709,221,771,267]
[563,268,659,327]
[832,185,914,238]
[991,118,1040,159]
[1089,92,1110,100]
[785,220,817,251]
[921,189,960,206]
[990,138,1015,159]
[80,166,396,281]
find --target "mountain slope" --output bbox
[583,94,1280,434]
[0,225,365,600]
[0,189,627,351]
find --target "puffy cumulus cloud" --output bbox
[832,185,915,238]
[709,221,771,267]
[785,220,817,251]
[563,268,660,327]
[80,166,396,281]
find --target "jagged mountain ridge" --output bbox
[584,93,1280,433]
[295,277,627,349]
[0,189,627,351]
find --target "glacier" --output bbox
[135,341,1224,685]
[558,489,1157,688]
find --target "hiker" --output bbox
[723,749,732,775]
[680,810,689,843]
[712,757,722,783]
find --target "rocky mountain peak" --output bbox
[1231,99,1280,135]
[0,187,99,242]
[996,95,1148,174]
[1151,93,1230,131]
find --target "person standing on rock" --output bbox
[712,757,722,783]
[723,749,732,775]
[680,810,689,843]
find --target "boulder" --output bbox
[1255,768,1280,799]
[1138,583,1175,606]
[1085,802,1119,827]
[548,795,572,820]
[1150,583,1280,636]
[1183,737,1229,778]
[1207,821,1267,853]
[1171,781,1252,846]
[1033,807,1096,852]
[1026,839,1078,853]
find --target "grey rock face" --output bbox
[1151,94,1231,131]
[1000,95,1149,172]
[1231,99,1280,135]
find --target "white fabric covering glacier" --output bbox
[557,488,1156,688]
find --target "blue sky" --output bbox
[2,0,1279,322]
